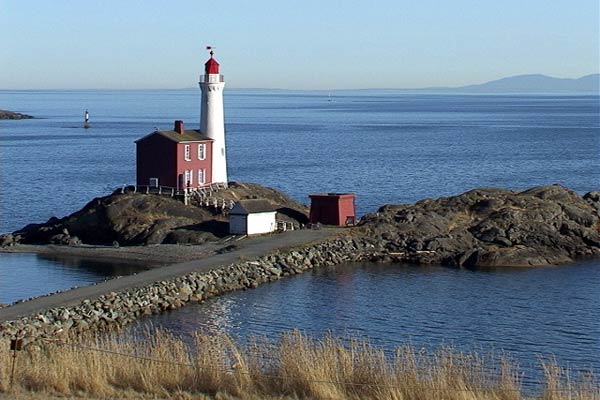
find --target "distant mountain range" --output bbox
[219,73,600,93]
[425,73,599,94]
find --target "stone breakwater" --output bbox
[0,236,380,342]
[2,184,598,342]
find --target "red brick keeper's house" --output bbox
[135,120,213,190]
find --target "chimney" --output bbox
[174,120,184,134]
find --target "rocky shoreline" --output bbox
[0,109,34,119]
[0,184,598,342]
[359,185,600,267]
[0,235,376,341]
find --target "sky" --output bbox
[1,0,598,90]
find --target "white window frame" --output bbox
[197,143,206,160]
[188,169,193,185]
[184,144,191,161]
[198,168,205,185]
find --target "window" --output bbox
[197,143,206,160]
[183,169,193,186]
[198,169,205,184]
[184,144,191,161]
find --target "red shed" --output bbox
[136,120,213,190]
[309,193,356,226]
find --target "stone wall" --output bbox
[0,235,382,342]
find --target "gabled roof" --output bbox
[230,199,277,215]
[135,129,213,143]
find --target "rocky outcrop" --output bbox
[1,182,308,246]
[2,184,597,267]
[1,184,599,341]
[0,109,34,119]
[358,185,600,267]
[190,181,310,226]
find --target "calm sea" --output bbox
[1,90,599,384]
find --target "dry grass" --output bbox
[0,331,598,400]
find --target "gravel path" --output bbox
[0,229,338,322]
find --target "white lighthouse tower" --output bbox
[199,47,228,184]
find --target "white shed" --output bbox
[229,199,277,235]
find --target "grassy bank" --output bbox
[0,331,597,400]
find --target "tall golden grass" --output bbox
[0,330,597,400]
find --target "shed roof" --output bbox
[309,193,355,199]
[230,199,277,215]
[135,129,213,144]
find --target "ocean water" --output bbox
[0,253,149,304]
[1,90,598,233]
[0,90,599,384]
[128,260,600,389]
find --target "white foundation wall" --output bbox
[247,212,277,235]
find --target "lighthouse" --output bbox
[199,47,228,184]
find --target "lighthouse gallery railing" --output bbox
[199,74,225,83]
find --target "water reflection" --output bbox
[126,260,600,389]
[0,253,150,303]
[37,254,151,276]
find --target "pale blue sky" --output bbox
[1,0,598,89]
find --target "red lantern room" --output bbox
[309,193,356,226]
[205,52,220,74]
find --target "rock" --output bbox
[36,314,51,324]
[583,191,600,213]
[49,233,71,245]
[266,266,282,276]
[359,185,600,267]
[177,283,193,300]
[163,229,216,245]
[57,310,70,322]
[0,234,14,247]
[68,236,82,246]
[0,109,34,119]
[8,182,309,246]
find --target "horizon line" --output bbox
[2,72,597,92]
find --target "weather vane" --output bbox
[206,45,215,57]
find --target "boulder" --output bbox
[0,234,14,247]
